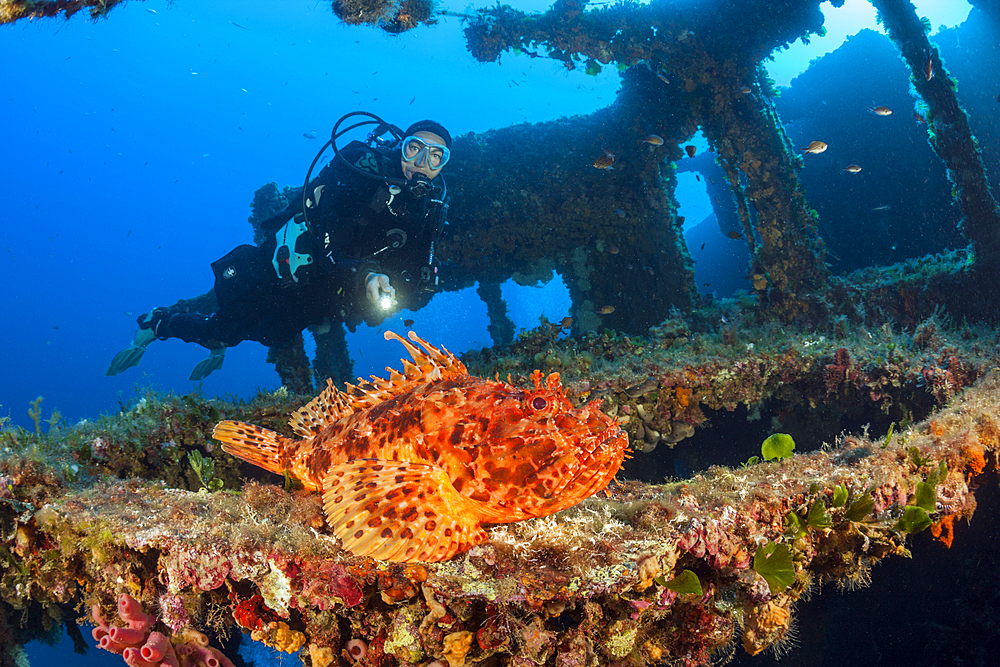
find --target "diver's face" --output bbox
[401,131,447,181]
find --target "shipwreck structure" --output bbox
[86,0,1000,390]
[4,1,1000,665]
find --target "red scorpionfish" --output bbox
[214,331,629,563]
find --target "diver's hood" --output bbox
[300,111,446,227]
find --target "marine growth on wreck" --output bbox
[3,319,1000,666]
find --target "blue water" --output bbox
[3,0,976,664]
[0,0,972,429]
[0,0,611,428]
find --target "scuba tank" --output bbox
[272,111,450,290]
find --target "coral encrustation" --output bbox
[7,373,1000,666]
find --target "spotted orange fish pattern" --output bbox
[213,331,629,563]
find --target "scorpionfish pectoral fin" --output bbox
[322,459,489,563]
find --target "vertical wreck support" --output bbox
[871,0,1000,271]
[477,281,516,346]
[312,324,355,388]
[700,67,829,320]
[265,333,314,394]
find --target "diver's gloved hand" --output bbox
[105,324,158,376]
[188,347,226,382]
[365,272,396,309]
[136,308,169,338]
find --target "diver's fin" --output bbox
[105,328,157,376]
[188,347,226,381]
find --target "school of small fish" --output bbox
[589,73,932,247]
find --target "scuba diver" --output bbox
[106,113,452,381]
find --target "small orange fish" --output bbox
[870,106,893,116]
[639,134,664,146]
[843,164,862,174]
[924,53,934,81]
[598,305,615,315]
[738,85,753,95]
[913,112,926,124]
[559,317,573,329]
[608,245,620,255]
[685,145,697,158]
[727,230,743,240]
[214,332,628,563]
[802,140,828,155]
[593,149,616,170]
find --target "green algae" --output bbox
[762,433,796,461]
[753,542,795,595]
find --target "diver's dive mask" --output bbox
[401,135,451,171]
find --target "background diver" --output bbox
[107,113,453,381]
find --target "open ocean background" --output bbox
[0,0,974,664]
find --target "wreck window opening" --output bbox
[622,391,931,484]
[676,132,752,297]
[500,273,572,335]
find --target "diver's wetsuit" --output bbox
[157,142,446,349]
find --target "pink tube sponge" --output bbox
[92,603,110,630]
[93,592,231,667]
[110,626,147,646]
[206,646,238,667]
[140,632,171,662]
[119,593,156,632]
[176,643,220,667]
[122,646,159,667]
[99,634,128,654]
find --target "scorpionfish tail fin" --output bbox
[214,420,292,476]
